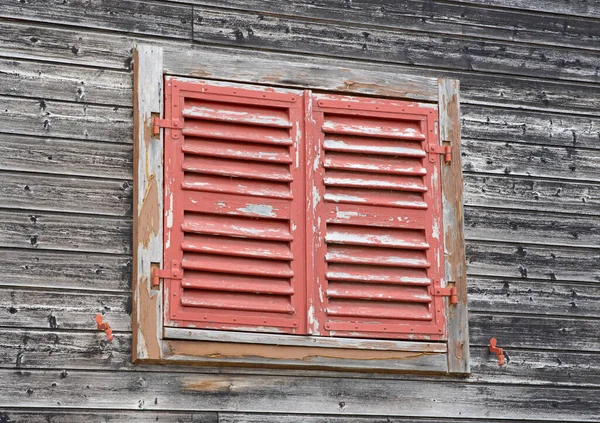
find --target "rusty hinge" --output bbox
[426,144,451,164]
[431,285,458,305]
[152,117,182,139]
[152,260,182,288]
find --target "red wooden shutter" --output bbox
[308,93,447,340]
[162,78,306,334]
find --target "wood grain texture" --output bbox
[0,134,132,179]
[463,174,600,216]
[467,242,600,283]
[0,171,132,216]
[0,95,132,143]
[0,210,131,254]
[0,410,217,423]
[132,45,163,362]
[449,0,600,19]
[438,79,469,374]
[176,0,600,51]
[0,369,600,419]
[0,248,131,291]
[0,287,131,331]
[468,277,600,318]
[464,207,600,248]
[0,58,132,106]
[0,0,193,39]
[191,7,600,83]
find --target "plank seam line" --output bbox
[0,93,133,110]
[0,169,134,184]
[463,170,600,187]
[464,237,600,252]
[0,131,133,146]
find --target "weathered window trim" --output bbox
[132,44,469,374]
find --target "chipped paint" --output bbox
[138,175,160,249]
[237,204,275,217]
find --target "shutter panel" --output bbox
[163,77,306,334]
[308,94,446,340]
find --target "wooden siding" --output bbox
[0,0,599,421]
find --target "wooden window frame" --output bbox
[133,44,469,374]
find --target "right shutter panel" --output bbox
[308,94,446,341]
[163,78,306,334]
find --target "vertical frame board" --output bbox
[132,45,164,362]
[438,79,470,374]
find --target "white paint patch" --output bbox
[432,219,440,240]
[312,186,321,210]
[166,193,174,228]
[308,305,319,332]
[325,193,366,203]
[238,204,275,217]
[335,210,362,219]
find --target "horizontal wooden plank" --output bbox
[179,0,600,51]
[191,8,600,83]
[0,171,132,216]
[0,58,132,106]
[468,277,600,318]
[464,207,600,248]
[0,287,130,331]
[0,210,131,254]
[3,20,600,116]
[2,329,600,389]
[467,241,600,283]
[0,248,130,291]
[463,174,600,216]
[0,369,599,419]
[463,139,600,182]
[0,0,193,39]
[449,0,600,20]
[0,410,217,423]
[469,312,600,352]
[462,105,600,150]
[0,95,132,143]
[0,134,132,179]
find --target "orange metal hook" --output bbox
[95,314,113,342]
[489,337,505,366]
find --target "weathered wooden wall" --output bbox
[0,0,599,421]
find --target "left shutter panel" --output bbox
[163,78,306,334]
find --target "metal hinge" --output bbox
[152,260,182,288]
[431,285,458,305]
[152,117,182,139]
[426,144,452,164]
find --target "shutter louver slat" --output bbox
[310,94,446,340]
[164,78,305,333]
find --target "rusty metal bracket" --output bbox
[431,285,458,305]
[426,144,451,164]
[152,259,182,288]
[95,314,113,342]
[152,117,182,139]
[489,337,505,366]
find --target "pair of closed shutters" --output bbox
[162,77,447,341]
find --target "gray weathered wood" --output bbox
[450,0,600,19]
[0,58,132,106]
[0,134,132,179]
[0,95,132,143]
[468,277,600,318]
[177,0,600,51]
[191,8,600,83]
[132,45,163,362]
[0,248,131,291]
[463,140,600,182]
[463,174,600,216]
[1,369,600,419]
[462,105,600,150]
[0,287,130,331]
[467,241,600,283]
[464,207,600,248]
[0,409,217,423]
[0,171,132,217]
[439,79,469,374]
[0,0,193,39]
[0,210,131,254]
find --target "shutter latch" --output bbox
[152,117,182,139]
[426,144,451,164]
[152,260,182,288]
[431,285,458,305]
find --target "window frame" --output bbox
[132,44,469,374]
